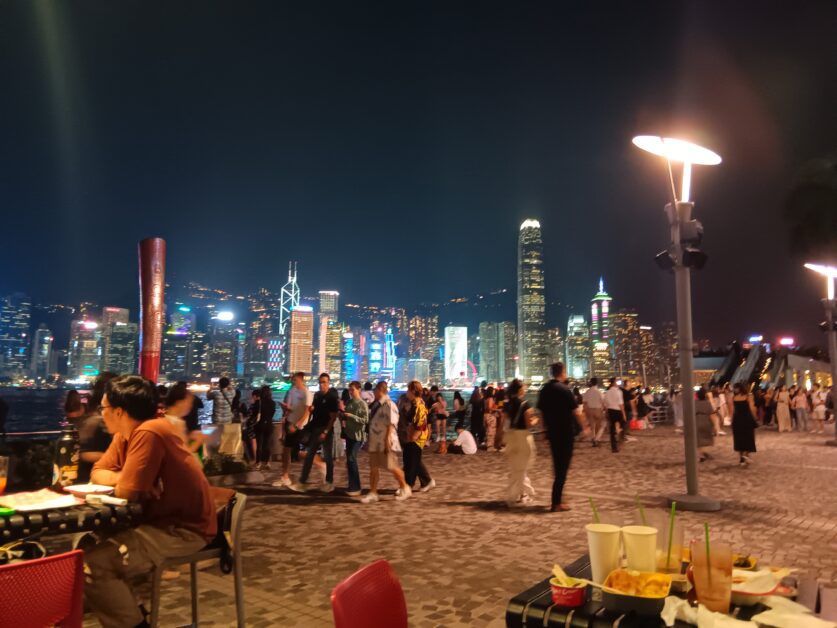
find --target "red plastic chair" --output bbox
[0,549,84,628]
[331,559,408,628]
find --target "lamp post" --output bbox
[804,263,837,445]
[632,135,722,512]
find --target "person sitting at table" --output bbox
[85,375,217,628]
[77,372,118,484]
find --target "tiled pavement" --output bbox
[83,423,837,626]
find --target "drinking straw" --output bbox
[588,497,601,523]
[665,501,677,570]
[704,522,712,585]
[634,494,647,525]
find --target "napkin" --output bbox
[732,568,789,594]
[762,595,816,615]
[661,597,757,627]
[749,609,836,628]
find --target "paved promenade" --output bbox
[85,423,837,626]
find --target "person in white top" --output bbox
[361,381,411,504]
[811,383,827,434]
[582,377,606,447]
[448,424,477,454]
[273,372,313,487]
[604,378,627,453]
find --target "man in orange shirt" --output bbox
[84,375,217,628]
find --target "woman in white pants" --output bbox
[503,379,538,507]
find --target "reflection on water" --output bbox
[0,389,67,433]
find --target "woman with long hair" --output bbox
[468,386,485,447]
[430,392,449,453]
[732,382,758,466]
[775,384,792,432]
[64,389,86,426]
[483,386,496,451]
[256,385,276,470]
[503,379,538,507]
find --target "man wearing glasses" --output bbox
[84,375,216,628]
[290,372,339,493]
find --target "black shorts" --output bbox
[283,425,303,448]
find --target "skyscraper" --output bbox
[325,318,343,382]
[610,309,641,380]
[590,279,612,377]
[547,327,565,366]
[478,322,499,381]
[318,290,339,375]
[517,219,547,382]
[103,322,138,375]
[638,325,661,387]
[288,306,314,374]
[101,307,132,374]
[30,324,53,379]
[0,292,31,377]
[67,320,102,381]
[498,321,518,381]
[565,314,590,381]
[444,326,468,384]
[279,262,300,336]
[205,311,242,377]
[408,314,439,359]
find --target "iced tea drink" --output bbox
[690,538,732,613]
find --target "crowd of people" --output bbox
[54,367,832,626]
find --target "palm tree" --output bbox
[784,154,837,264]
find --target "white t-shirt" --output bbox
[582,387,604,409]
[285,387,312,426]
[368,398,401,453]
[453,429,477,454]
[605,387,624,411]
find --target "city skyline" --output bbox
[1,2,834,348]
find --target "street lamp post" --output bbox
[632,135,722,512]
[804,263,837,445]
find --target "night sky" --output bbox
[1,1,835,345]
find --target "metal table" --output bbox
[506,555,818,628]
[0,503,143,544]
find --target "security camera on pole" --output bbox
[632,136,722,512]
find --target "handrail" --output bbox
[3,430,62,437]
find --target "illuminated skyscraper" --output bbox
[205,311,242,377]
[565,314,590,381]
[318,290,339,375]
[408,314,439,359]
[325,319,343,383]
[659,321,679,387]
[279,262,300,336]
[444,326,468,383]
[610,309,640,380]
[478,322,499,381]
[547,327,565,366]
[498,321,517,381]
[517,219,547,382]
[67,320,102,381]
[288,306,314,374]
[101,307,133,375]
[30,324,53,379]
[638,325,661,387]
[341,332,358,382]
[590,279,612,377]
[0,292,31,377]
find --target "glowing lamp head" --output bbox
[631,136,722,166]
[778,337,795,347]
[216,311,235,322]
[804,263,837,300]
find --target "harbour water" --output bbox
[0,388,68,434]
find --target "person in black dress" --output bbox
[256,385,276,470]
[468,387,485,447]
[731,383,758,466]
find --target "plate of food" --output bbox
[64,484,115,497]
[602,569,672,615]
[732,553,758,571]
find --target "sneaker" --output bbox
[346,490,361,497]
[717,430,727,436]
[360,492,379,504]
[395,486,412,501]
[271,477,292,488]
[419,479,436,493]
[321,482,334,493]
[625,435,638,442]
[288,483,309,493]
[520,495,535,506]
